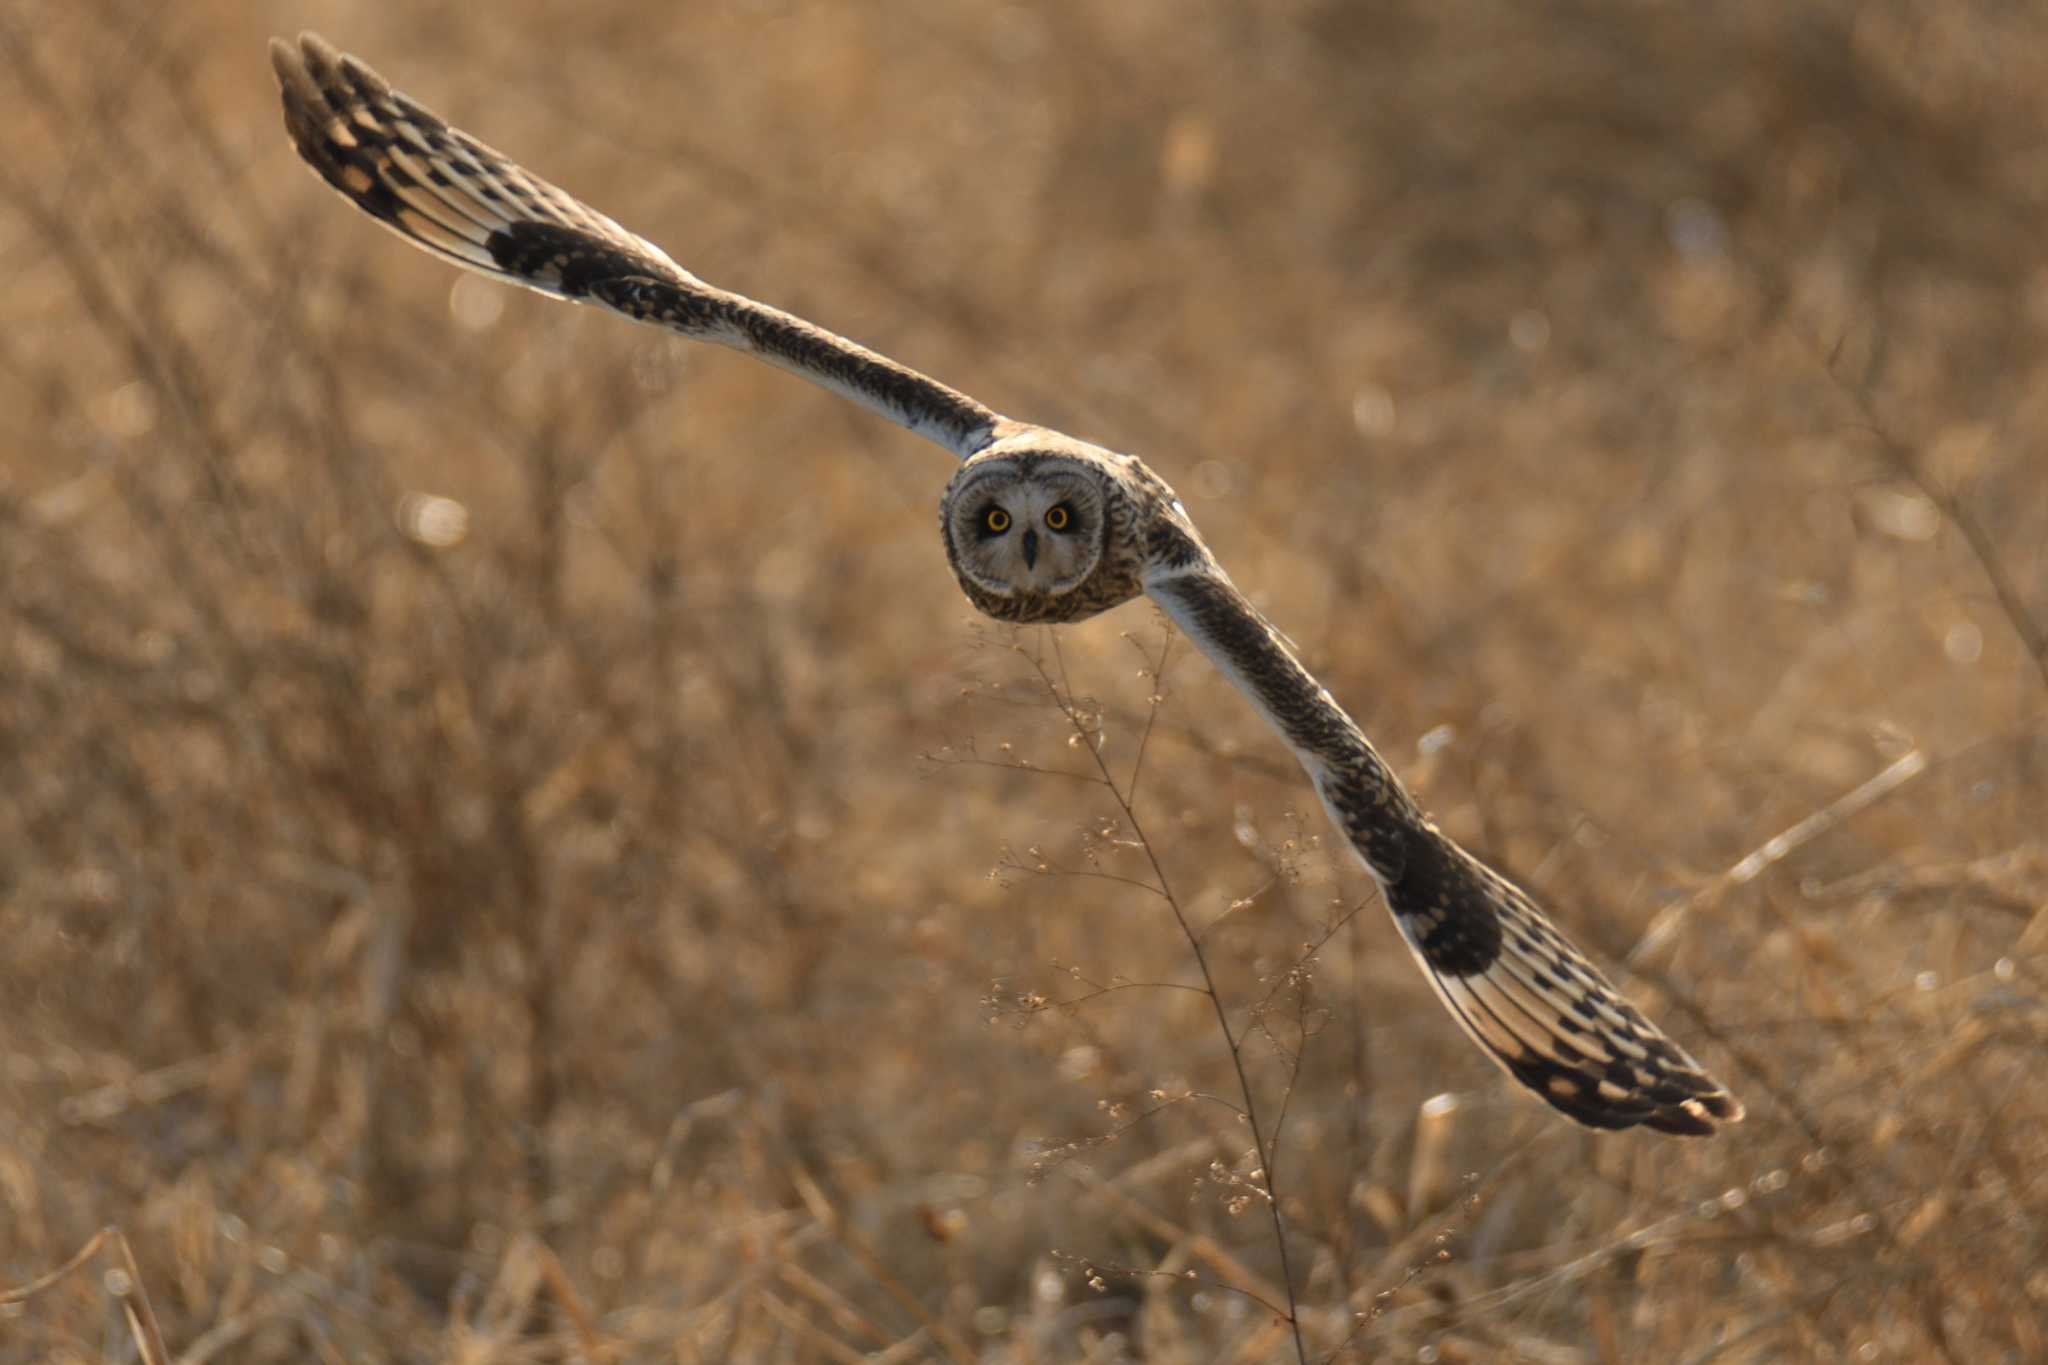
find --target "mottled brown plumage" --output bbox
[271,33,1743,1134]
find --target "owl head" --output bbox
[939,438,1124,623]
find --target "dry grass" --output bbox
[3,0,2045,1360]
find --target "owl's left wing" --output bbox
[269,33,1001,458]
[1145,563,1743,1135]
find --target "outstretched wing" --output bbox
[1147,564,1743,1135]
[269,32,1001,458]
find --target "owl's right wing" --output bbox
[269,33,1001,458]
[1145,563,1743,1135]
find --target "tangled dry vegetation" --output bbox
[3,1,2045,1360]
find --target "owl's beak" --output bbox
[1020,528,1039,569]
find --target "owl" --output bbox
[271,34,1743,1135]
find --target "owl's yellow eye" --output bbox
[984,507,1010,533]
[1045,505,1071,531]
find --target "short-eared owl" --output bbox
[272,34,1742,1135]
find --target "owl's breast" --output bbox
[955,565,1141,625]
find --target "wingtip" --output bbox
[267,34,305,91]
[270,32,367,98]
[268,31,323,77]
[1632,1081,1743,1137]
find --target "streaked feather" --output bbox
[1148,567,1741,1134]
[270,33,998,456]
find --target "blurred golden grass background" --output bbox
[3,0,2045,1359]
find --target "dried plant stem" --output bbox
[526,1236,609,1362]
[785,1158,977,1365]
[1031,629,1309,1365]
[0,1225,171,1365]
[1067,1165,1293,1318]
[0,1226,116,1306]
[1823,351,2048,695]
[110,1231,172,1365]
[1629,746,1929,966]
[752,1290,870,1364]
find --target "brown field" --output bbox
[3,1,2045,1360]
